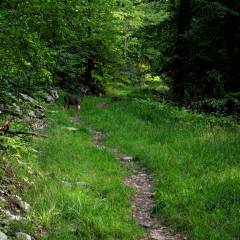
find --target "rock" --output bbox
[0,231,8,240]
[0,103,4,109]
[1,209,25,221]
[16,232,31,240]
[0,104,4,114]
[26,110,36,118]
[121,156,133,161]
[19,94,39,106]
[11,103,22,115]
[30,118,46,130]
[43,88,59,102]
[6,93,18,102]
[48,88,59,100]
[0,189,8,196]
[34,110,45,119]
[0,196,6,203]
[14,195,30,212]
[150,229,165,240]
[19,93,45,113]
[43,93,55,102]
[64,127,78,132]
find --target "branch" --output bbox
[0,129,47,138]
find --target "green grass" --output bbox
[78,96,240,240]
[8,94,239,240]
[22,107,143,239]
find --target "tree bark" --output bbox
[172,0,191,101]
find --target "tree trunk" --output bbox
[84,0,95,85]
[85,58,94,84]
[172,0,191,101]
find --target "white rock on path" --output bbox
[64,127,78,132]
[121,156,134,161]
[0,231,8,240]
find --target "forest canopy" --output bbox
[0,0,239,107]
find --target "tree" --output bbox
[172,0,191,100]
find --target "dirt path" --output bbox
[91,129,187,240]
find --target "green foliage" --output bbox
[161,0,240,99]
[0,0,143,99]
[1,0,239,106]
[190,94,240,118]
[0,2,55,96]
[0,134,38,237]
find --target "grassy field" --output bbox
[8,94,239,240]
[22,107,143,239]
[78,96,240,240]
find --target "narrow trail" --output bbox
[91,129,187,240]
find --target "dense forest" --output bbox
[0,1,240,240]
[1,0,240,110]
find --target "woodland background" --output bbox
[0,0,240,115]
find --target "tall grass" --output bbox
[81,96,240,240]
[24,108,143,239]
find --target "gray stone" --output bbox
[34,110,45,118]
[16,232,31,240]
[1,209,25,221]
[43,94,55,102]
[0,196,6,203]
[64,127,78,132]
[7,93,18,102]
[19,94,38,105]
[48,89,59,100]
[44,88,59,102]
[0,231,8,240]
[11,103,22,115]
[0,104,4,109]
[30,119,46,130]
[19,93,44,111]
[14,195,30,212]
[122,156,133,161]
[26,110,36,118]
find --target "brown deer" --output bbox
[64,87,88,113]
